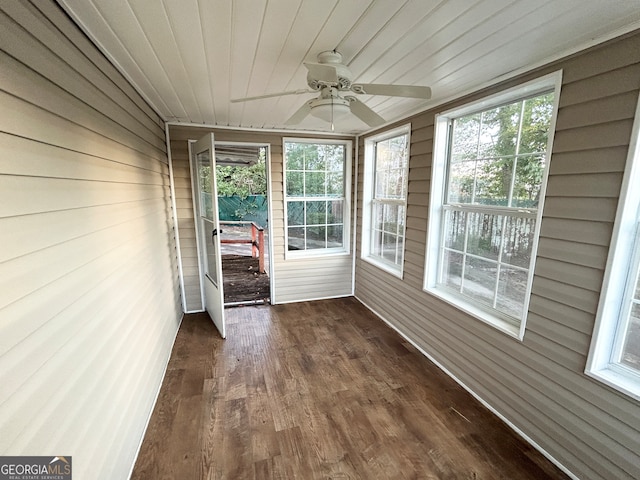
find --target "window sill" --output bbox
[361,255,403,279]
[585,365,640,402]
[424,286,523,340]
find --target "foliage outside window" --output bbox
[425,73,560,338]
[216,149,267,197]
[362,125,410,277]
[283,139,351,256]
[215,149,268,223]
[587,97,640,400]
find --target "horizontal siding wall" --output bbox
[169,125,354,306]
[355,31,640,480]
[0,1,182,479]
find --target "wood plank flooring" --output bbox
[131,298,569,479]
[222,255,270,304]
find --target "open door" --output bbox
[190,133,225,338]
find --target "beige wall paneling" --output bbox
[0,2,182,479]
[354,31,640,480]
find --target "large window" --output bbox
[586,96,640,400]
[425,73,561,338]
[283,138,351,256]
[362,125,410,277]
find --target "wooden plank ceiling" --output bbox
[56,0,640,134]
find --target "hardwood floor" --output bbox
[131,298,569,480]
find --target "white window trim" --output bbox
[361,124,411,278]
[586,93,640,401]
[424,71,563,340]
[283,137,352,259]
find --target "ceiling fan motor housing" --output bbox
[307,50,353,90]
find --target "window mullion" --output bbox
[493,215,510,309]
[508,101,527,207]
[460,211,470,294]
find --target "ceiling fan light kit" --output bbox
[309,97,350,122]
[231,50,432,130]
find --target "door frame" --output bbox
[214,141,275,306]
[189,140,276,309]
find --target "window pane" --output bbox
[285,143,305,170]
[326,172,344,196]
[305,146,325,170]
[305,171,325,196]
[383,203,399,233]
[478,103,521,158]
[502,216,536,268]
[306,225,326,249]
[382,233,399,263]
[327,200,343,224]
[462,256,496,306]
[519,94,554,154]
[375,134,408,199]
[443,210,466,251]
[286,171,304,197]
[196,150,213,219]
[474,158,511,206]
[496,266,528,319]
[327,225,343,247]
[451,114,480,159]
[373,202,384,232]
[466,212,501,261]
[325,145,345,171]
[306,201,327,225]
[288,227,304,250]
[372,229,383,256]
[398,205,406,232]
[621,303,640,371]
[442,250,463,290]
[447,160,475,203]
[513,155,545,208]
[287,201,304,226]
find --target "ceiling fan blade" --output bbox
[349,99,385,127]
[353,83,432,99]
[304,62,339,84]
[284,101,313,125]
[231,88,313,103]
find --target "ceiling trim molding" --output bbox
[165,121,356,138]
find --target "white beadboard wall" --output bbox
[168,125,354,307]
[0,1,182,479]
[355,31,640,480]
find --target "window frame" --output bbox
[361,124,411,278]
[283,137,352,259]
[424,72,562,340]
[586,93,640,401]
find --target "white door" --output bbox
[190,133,225,338]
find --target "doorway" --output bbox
[215,143,272,306]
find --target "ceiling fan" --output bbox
[230,50,432,129]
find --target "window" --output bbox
[283,138,351,256]
[586,95,640,400]
[425,72,561,338]
[362,125,411,277]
